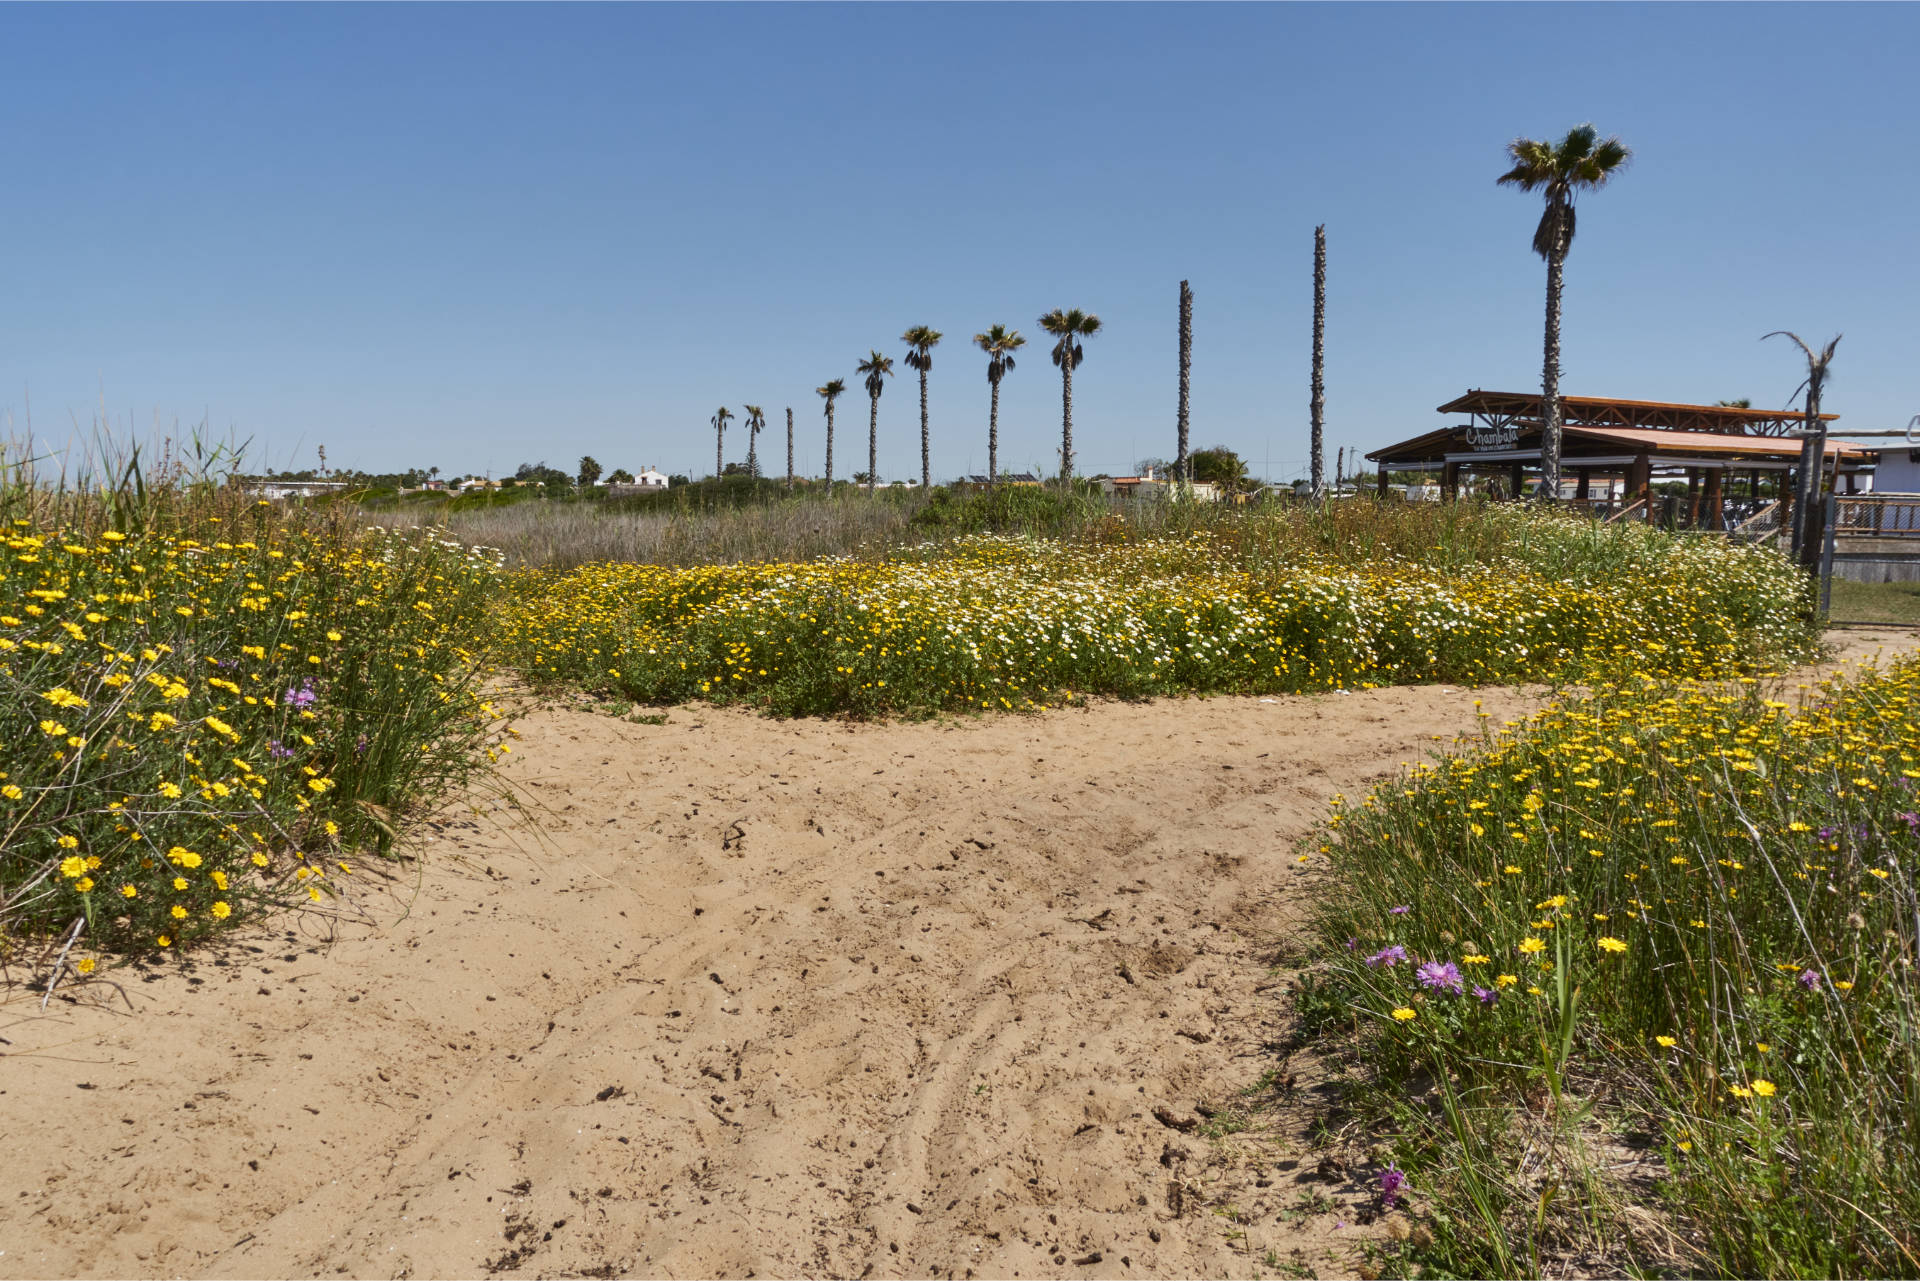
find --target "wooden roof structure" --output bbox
[1367,422,1867,467]
[1433,389,1836,438]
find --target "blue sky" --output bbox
[2,3,1915,484]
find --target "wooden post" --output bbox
[1509,460,1525,501]
[1575,468,1591,501]
[1631,451,1652,517]
[1703,467,1723,531]
[1442,460,1459,502]
[1686,468,1701,527]
[1376,462,1388,497]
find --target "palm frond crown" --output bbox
[856,350,894,400]
[902,325,943,373]
[974,325,1025,380]
[1496,123,1632,259]
[1038,308,1100,369]
[816,379,846,405]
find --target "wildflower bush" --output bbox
[502,508,1815,717]
[0,515,509,959]
[1310,659,1920,1277]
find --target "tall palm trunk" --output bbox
[746,429,759,480]
[918,365,931,490]
[1540,245,1566,501]
[786,408,794,492]
[1059,357,1074,485]
[868,395,879,493]
[716,427,724,481]
[1310,228,1326,500]
[988,373,1002,489]
[824,405,835,490]
[1177,280,1192,485]
[1792,387,1828,560]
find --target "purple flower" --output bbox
[354,733,370,755]
[284,679,318,709]
[1379,1164,1407,1210]
[1898,812,1919,833]
[1473,984,1498,1006]
[1817,826,1837,843]
[1417,960,1464,994]
[1389,905,1412,916]
[267,739,296,759]
[1346,937,1358,951]
[1367,945,1408,968]
[1799,969,1822,990]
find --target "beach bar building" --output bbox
[1366,390,1870,531]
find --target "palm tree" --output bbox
[973,325,1025,488]
[1177,281,1193,486]
[1497,124,1632,500]
[742,405,766,479]
[855,350,894,492]
[1038,308,1101,483]
[902,326,942,490]
[1766,331,1842,561]
[1310,228,1327,500]
[710,406,734,479]
[817,380,846,489]
[785,407,794,491]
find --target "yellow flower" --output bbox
[41,687,89,709]
[57,834,79,850]
[76,877,95,892]
[1656,1035,1677,1048]
[170,904,188,920]
[1,784,21,800]
[75,957,97,975]
[1390,1007,1417,1021]
[211,870,229,890]
[1495,974,1518,988]
[121,884,138,898]
[211,901,231,920]
[1517,937,1546,955]
[251,852,270,868]
[172,877,188,891]
[1728,1085,1753,1099]
[59,855,87,878]
[1463,954,1490,965]
[1597,937,1628,953]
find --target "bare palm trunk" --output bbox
[786,408,794,491]
[988,374,1001,489]
[1059,357,1074,485]
[1792,387,1828,560]
[716,428,724,481]
[1540,248,1566,501]
[746,429,759,480]
[918,366,931,490]
[868,395,879,493]
[1310,228,1326,501]
[1177,280,1192,485]
[824,406,835,490]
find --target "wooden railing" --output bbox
[1834,496,1920,537]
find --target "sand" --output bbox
[3,629,1911,1280]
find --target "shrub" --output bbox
[1309,660,1920,1277]
[1,519,509,959]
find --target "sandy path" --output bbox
[3,629,1911,1281]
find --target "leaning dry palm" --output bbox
[1765,330,1841,558]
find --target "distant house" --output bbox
[235,476,349,500]
[456,477,496,492]
[607,468,671,498]
[1100,467,1221,502]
